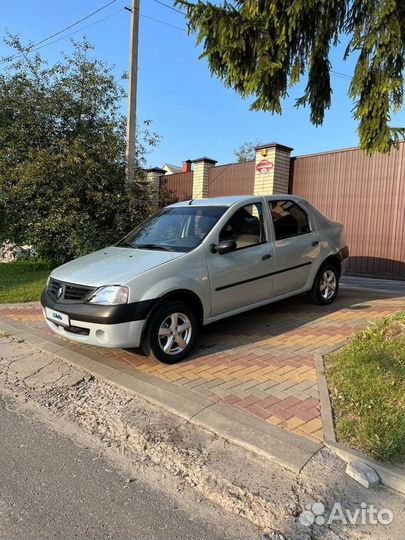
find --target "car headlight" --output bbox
[88,286,129,305]
[46,275,51,287]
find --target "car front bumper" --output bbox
[42,310,145,348]
[41,289,149,348]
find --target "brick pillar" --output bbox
[192,157,217,199]
[146,167,166,191]
[145,167,165,208]
[253,143,293,196]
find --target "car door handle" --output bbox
[262,253,272,260]
[311,240,319,246]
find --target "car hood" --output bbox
[50,246,184,287]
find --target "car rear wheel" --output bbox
[142,301,198,363]
[308,264,339,305]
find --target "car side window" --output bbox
[219,203,265,249]
[269,200,311,240]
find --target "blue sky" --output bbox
[1,0,404,167]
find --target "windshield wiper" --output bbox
[135,243,175,252]
[116,241,138,249]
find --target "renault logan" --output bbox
[41,195,348,363]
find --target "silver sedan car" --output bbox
[41,195,348,363]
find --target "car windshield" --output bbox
[116,206,228,252]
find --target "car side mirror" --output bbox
[210,239,237,255]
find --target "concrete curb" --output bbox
[0,301,39,308]
[315,351,405,495]
[340,285,403,295]
[0,317,321,474]
[340,276,405,296]
[314,353,336,442]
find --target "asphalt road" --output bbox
[0,392,259,540]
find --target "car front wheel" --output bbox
[308,264,339,305]
[143,301,198,363]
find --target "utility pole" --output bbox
[126,0,140,183]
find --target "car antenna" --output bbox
[188,164,233,205]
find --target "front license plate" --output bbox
[45,307,70,327]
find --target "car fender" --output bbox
[143,276,209,315]
[306,245,346,289]
[124,248,211,320]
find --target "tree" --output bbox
[0,37,162,264]
[177,0,405,153]
[234,140,262,162]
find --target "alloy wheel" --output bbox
[158,312,192,355]
[320,270,337,300]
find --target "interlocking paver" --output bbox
[202,379,224,389]
[296,397,319,410]
[1,287,403,443]
[184,378,207,388]
[266,405,294,421]
[225,386,250,399]
[267,387,291,401]
[193,385,220,397]
[282,417,305,430]
[300,418,323,434]
[249,387,271,399]
[277,380,299,391]
[278,397,302,409]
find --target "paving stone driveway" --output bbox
[0,285,403,443]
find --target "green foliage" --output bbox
[0,260,51,303]
[0,37,162,265]
[177,0,405,153]
[326,312,405,462]
[233,139,262,162]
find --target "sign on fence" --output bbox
[256,159,274,174]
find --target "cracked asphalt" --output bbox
[0,392,262,540]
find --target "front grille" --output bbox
[47,278,60,298]
[64,283,94,301]
[48,278,95,302]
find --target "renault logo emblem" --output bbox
[56,286,63,300]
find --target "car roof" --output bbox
[169,194,307,208]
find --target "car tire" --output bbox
[308,264,339,305]
[142,301,198,363]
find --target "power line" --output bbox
[140,13,186,32]
[125,4,186,32]
[151,0,184,15]
[1,3,186,64]
[26,8,126,55]
[331,70,352,80]
[1,0,119,64]
[0,7,126,63]
[25,0,119,49]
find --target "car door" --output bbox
[267,199,321,296]
[206,201,275,316]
